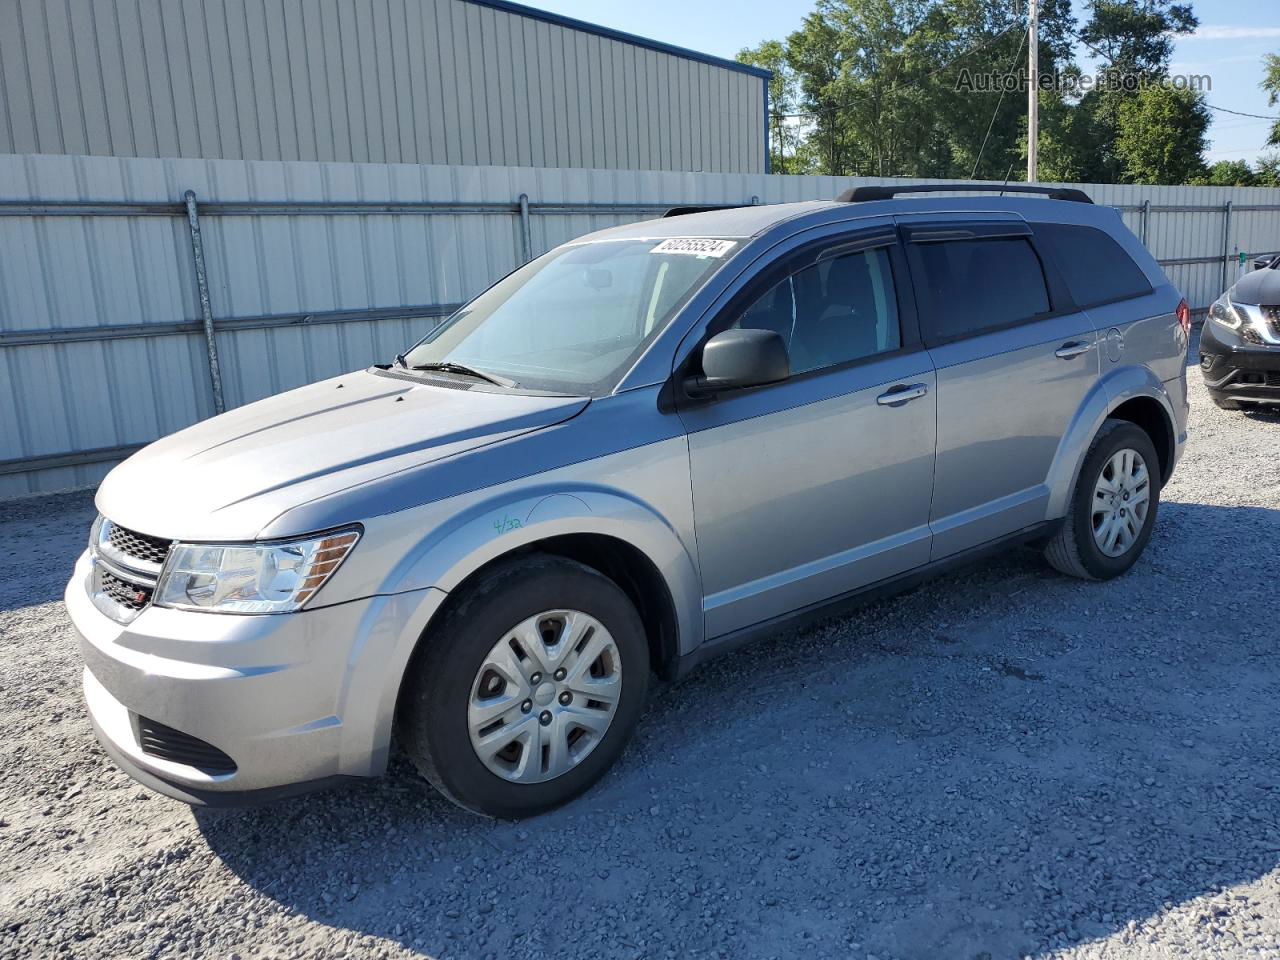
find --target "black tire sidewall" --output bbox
[1208,391,1243,410]
[401,557,649,818]
[1068,422,1161,579]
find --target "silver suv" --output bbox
[65,184,1190,817]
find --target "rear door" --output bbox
[901,215,1099,559]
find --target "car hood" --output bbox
[1230,267,1280,305]
[96,370,589,541]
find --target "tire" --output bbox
[397,554,649,818]
[1044,419,1161,581]
[1210,394,1244,410]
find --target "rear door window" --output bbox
[907,236,1051,344]
[1033,222,1153,307]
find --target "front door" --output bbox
[679,228,938,639]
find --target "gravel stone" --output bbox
[2,333,1279,959]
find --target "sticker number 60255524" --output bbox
[650,238,738,258]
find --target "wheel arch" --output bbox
[359,486,700,769]
[1047,365,1178,518]
[1106,395,1175,486]
[412,531,683,683]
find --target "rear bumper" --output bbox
[65,550,446,803]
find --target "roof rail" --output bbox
[836,183,1093,204]
[662,204,749,218]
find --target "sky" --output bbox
[529,0,1280,166]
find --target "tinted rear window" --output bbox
[1033,222,1152,306]
[909,236,1051,343]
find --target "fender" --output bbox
[332,482,703,776]
[1045,362,1176,519]
[393,485,700,619]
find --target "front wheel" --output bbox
[397,555,649,818]
[1044,419,1160,580]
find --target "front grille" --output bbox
[135,715,237,774]
[1263,305,1280,339]
[100,569,152,611]
[107,523,171,566]
[1233,371,1280,387]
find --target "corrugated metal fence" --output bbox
[2,152,1278,496]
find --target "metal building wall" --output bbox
[0,0,768,174]
[2,153,1278,496]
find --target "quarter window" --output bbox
[1033,222,1152,306]
[909,236,1051,343]
[734,246,901,375]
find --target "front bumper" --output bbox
[65,550,445,803]
[1199,319,1280,403]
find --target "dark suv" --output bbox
[1200,259,1280,409]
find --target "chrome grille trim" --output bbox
[89,517,172,623]
[94,551,158,589]
[97,519,170,578]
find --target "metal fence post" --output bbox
[183,190,225,415]
[1220,200,1233,293]
[1140,198,1150,246]
[517,193,532,264]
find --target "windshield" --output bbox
[399,238,739,395]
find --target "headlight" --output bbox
[1208,295,1243,331]
[154,529,360,614]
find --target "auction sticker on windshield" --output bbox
[651,238,737,258]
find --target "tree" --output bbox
[1036,83,1104,182]
[1066,0,1200,182]
[737,41,807,173]
[1114,84,1208,184]
[1079,0,1196,77]
[1189,160,1257,187]
[773,0,1079,179]
[1262,53,1280,147]
[1255,152,1280,187]
[745,0,1207,184]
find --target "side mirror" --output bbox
[1253,256,1276,271]
[685,328,789,396]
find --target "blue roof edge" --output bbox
[462,0,773,79]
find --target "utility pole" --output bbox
[1027,0,1039,182]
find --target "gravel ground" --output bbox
[3,332,1280,960]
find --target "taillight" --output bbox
[1176,298,1191,335]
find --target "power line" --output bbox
[1064,24,1280,133]
[1205,103,1280,122]
[1065,24,1280,124]
[971,26,1028,178]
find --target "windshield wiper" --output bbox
[397,357,516,388]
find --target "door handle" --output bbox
[1054,340,1092,359]
[876,383,929,406]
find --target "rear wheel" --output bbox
[1044,419,1160,580]
[398,555,648,818]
